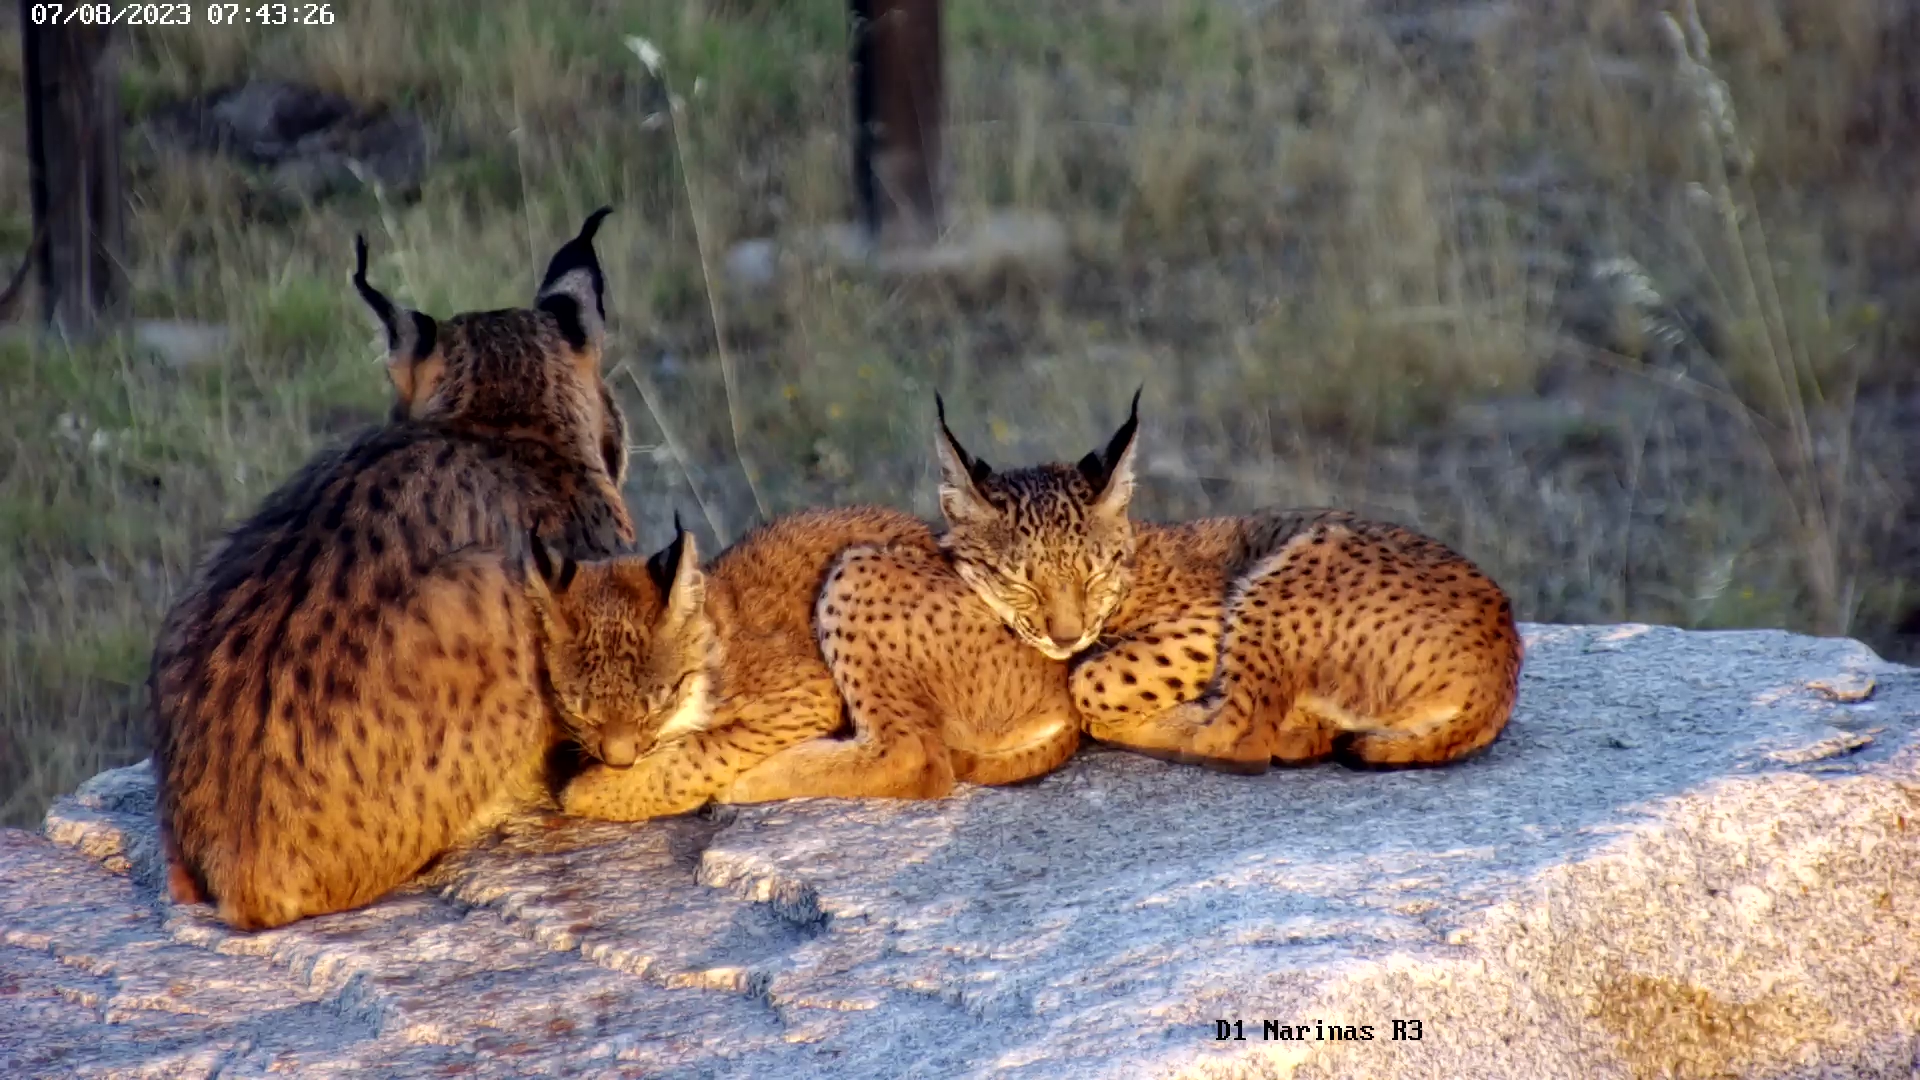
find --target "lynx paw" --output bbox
[1090,700,1273,773]
[560,760,706,822]
[165,857,208,906]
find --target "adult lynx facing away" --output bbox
[149,212,635,929]
[932,393,1522,772]
[546,507,1081,821]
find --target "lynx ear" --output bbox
[523,536,579,642]
[645,514,705,626]
[934,393,994,525]
[354,234,443,413]
[525,536,579,601]
[1079,387,1140,517]
[536,206,614,362]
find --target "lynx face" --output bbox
[933,393,1141,661]
[525,525,715,767]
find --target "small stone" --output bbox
[1808,674,1876,703]
[736,210,1072,292]
[1766,729,1878,765]
[723,239,779,289]
[135,319,232,369]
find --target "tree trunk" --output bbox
[21,7,127,336]
[850,0,943,249]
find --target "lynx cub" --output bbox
[546,507,1081,821]
[149,211,637,929]
[931,393,1522,771]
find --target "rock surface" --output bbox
[3,623,1918,1079]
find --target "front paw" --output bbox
[1093,701,1274,774]
[1087,702,1212,752]
[1084,716,1131,744]
[166,858,208,906]
[559,764,631,819]
[560,762,691,821]
[1177,702,1275,771]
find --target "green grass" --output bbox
[0,0,1914,825]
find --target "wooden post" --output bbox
[20,4,127,336]
[850,0,943,249]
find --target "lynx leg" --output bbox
[561,754,712,821]
[950,711,1080,787]
[562,681,843,821]
[1069,615,1220,739]
[159,812,209,906]
[1077,539,1381,772]
[726,545,995,804]
[1335,595,1521,769]
[723,719,954,803]
[1068,616,1281,773]
[1333,656,1519,769]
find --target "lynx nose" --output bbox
[1045,610,1084,652]
[600,720,640,768]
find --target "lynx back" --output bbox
[150,210,638,929]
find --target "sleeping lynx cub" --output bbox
[930,392,1522,771]
[544,507,1082,821]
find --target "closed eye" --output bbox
[1003,579,1042,604]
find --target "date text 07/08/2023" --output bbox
[28,3,336,26]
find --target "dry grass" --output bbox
[1,0,1914,825]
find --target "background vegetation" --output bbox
[2,0,1915,825]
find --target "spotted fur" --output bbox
[150,210,636,930]
[933,395,1523,772]
[551,506,1081,821]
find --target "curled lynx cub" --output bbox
[933,392,1522,771]
[542,507,1081,822]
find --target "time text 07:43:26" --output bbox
[29,4,336,25]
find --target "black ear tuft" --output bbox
[935,392,993,484]
[352,233,401,349]
[1087,387,1142,494]
[537,206,614,344]
[1109,388,1142,465]
[645,522,688,596]
[354,234,437,362]
[579,205,614,242]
